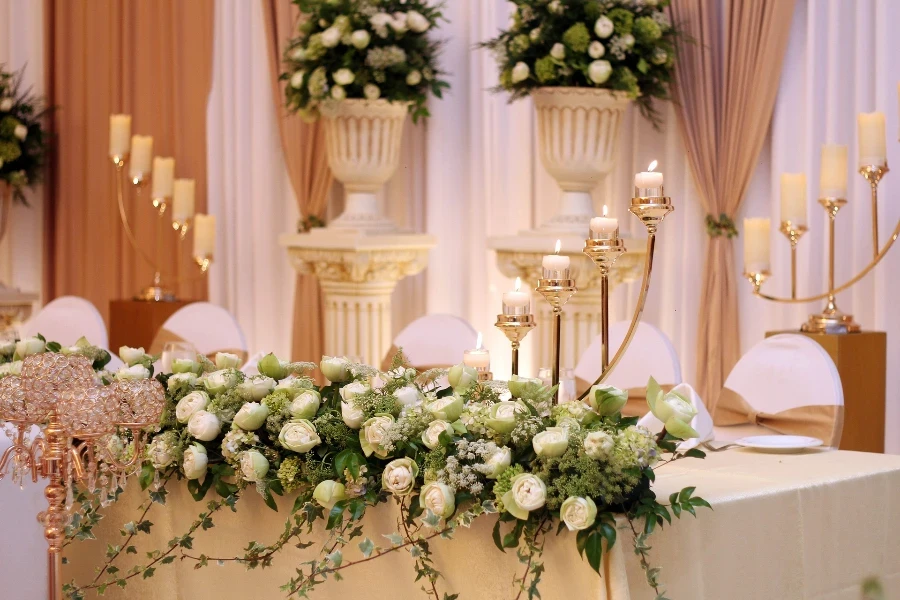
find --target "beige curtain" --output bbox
[670,0,796,410]
[44,0,214,322]
[261,0,333,363]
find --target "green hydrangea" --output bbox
[0,140,21,163]
[353,388,401,419]
[535,56,557,84]
[510,34,530,54]
[633,16,663,43]
[492,464,524,513]
[304,33,327,62]
[277,456,303,493]
[584,2,602,22]
[262,389,295,439]
[307,66,328,98]
[422,446,447,483]
[612,66,640,97]
[607,8,634,35]
[562,23,591,53]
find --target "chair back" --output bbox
[714,334,844,446]
[149,302,248,360]
[21,296,108,349]
[383,314,478,371]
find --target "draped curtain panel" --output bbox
[44,0,214,322]
[669,0,797,408]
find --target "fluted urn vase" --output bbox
[320,99,410,232]
[533,88,631,232]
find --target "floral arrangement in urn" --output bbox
[0,64,49,204]
[61,350,708,599]
[484,0,676,123]
[283,0,449,122]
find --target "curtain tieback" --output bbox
[705,213,738,238]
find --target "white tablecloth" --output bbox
[55,449,900,599]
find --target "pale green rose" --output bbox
[561,496,597,531]
[182,443,208,480]
[118,346,146,366]
[279,419,322,453]
[0,361,23,377]
[320,356,351,383]
[204,369,240,395]
[238,376,276,401]
[507,375,544,399]
[167,372,198,391]
[257,353,289,380]
[240,450,269,483]
[233,402,270,431]
[275,377,310,397]
[588,384,628,416]
[172,358,201,375]
[341,401,365,429]
[382,457,418,496]
[15,337,44,358]
[289,390,321,419]
[425,393,464,422]
[175,391,209,423]
[480,446,511,479]
[215,352,242,370]
[421,420,453,450]
[333,68,355,86]
[486,401,526,434]
[421,482,455,519]
[532,427,569,458]
[115,364,150,381]
[313,480,346,509]
[350,30,371,49]
[511,61,530,84]
[583,430,615,460]
[647,377,699,439]
[588,60,612,84]
[340,381,369,403]
[502,473,546,520]
[448,363,477,393]
[359,414,394,458]
[187,410,221,442]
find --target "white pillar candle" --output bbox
[129,135,153,180]
[193,214,216,257]
[780,173,807,227]
[590,204,618,239]
[502,277,531,315]
[541,239,570,278]
[743,218,771,274]
[819,144,848,199]
[172,179,196,222]
[109,114,131,159]
[151,157,175,199]
[463,333,490,370]
[857,112,886,167]
[634,160,663,195]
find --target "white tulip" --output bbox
[289,390,321,419]
[551,43,566,60]
[321,27,342,48]
[511,62,530,84]
[595,16,615,39]
[507,375,543,399]
[176,391,209,423]
[486,401,526,434]
[182,443,208,480]
[15,337,44,358]
[421,482,455,519]
[648,382,699,440]
[561,496,597,531]
[215,352,242,370]
[233,402,270,431]
[583,430,615,460]
[448,363,477,393]
[406,10,430,33]
[187,410,221,442]
[589,41,606,59]
[351,30,371,49]
[118,346,146,366]
[532,427,569,458]
[115,364,150,381]
[13,124,27,141]
[341,401,365,429]
[421,420,453,450]
[240,450,269,483]
[279,419,322,453]
[588,60,613,84]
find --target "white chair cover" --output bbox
[21,296,108,349]
[385,314,478,370]
[713,334,844,445]
[150,302,248,359]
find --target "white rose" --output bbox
[331,85,346,100]
[511,61,530,84]
[421,482,455,519]
[341,401,365,429]
[340,381,369,402]
[290,70,306,89]
[421,420,453,450]
[0,340,15,357]
[503,473,546,520]
[621,33,635,49]
[561,496,597,531]
[588,60,613,84]
[406,70,422,86]
[289,47,306,61]
[0,98,12,112]
[175,390,210,423]
[364,83,381,100]
[147,436,175,469]
[406,10,430,33]
[320,356,351,382]
[321,27,342,48]
[588,384,627,416]
[481,446,512,479]
[351,30,371,49]
[395,385,424,409]
[390,12,408,33]
[313,480,346,509]
[118,346,146,366]
[360,414,394,458]
[182,443,208,480]
[233,402,270,431]
[548,0,563,14]
[187,410,222,442]
[333,68,355,86]
[532,426,569,458]
[382,457,418,496]
[13,124,27,141]
[238,376,276,402]
[168,372,198,391]
[550,43,566,60]
[589,41,606,59]
[289,390,321,419]
[115,364,150,381]
[215,352,242,370]
[486,401,526,434]
[240,450,269,483]
[595,16,614,38]
[15,337,45,358]
[425,393,464,422]
[648,382,699,439]
[204,369,240,395]
[583,430,615,460]
[279,419,322,453]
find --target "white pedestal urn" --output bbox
[0,184,38,334]
[320,99,410,233]
[533,87,632,233]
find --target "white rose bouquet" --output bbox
[283,0,450,121]
[0,64,48,202]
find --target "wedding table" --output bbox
[62,449,900,599]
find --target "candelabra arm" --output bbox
[578,232,658,401]
[115,161,158,273]
[96,430,147,472]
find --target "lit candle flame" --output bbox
[554,239,561,254]
[648,160,658,172]
[475,332,483,349]
[515,276,521,292]
[602,204,608,217]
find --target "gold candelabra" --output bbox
[494,277,536,377]
[0,353,165,600]
[535,269,576,389]
[745,162,895,333]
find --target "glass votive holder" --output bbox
[634,185,665,199]
[502,301,531,316]
[589,227,619,241]
[537,367,552,388]
[541,267,570,281]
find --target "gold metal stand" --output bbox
[535,279,576,389]
[779,221,807,299]
[860,163,889,259]
[583,236,626,371]
[494,313,536,376]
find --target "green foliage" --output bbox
[0,64,50,202]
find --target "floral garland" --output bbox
[0,64,49,203]
[283,0,450,122]
[35,343,710,599]
[483,0,677,125]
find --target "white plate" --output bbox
[733,435,824,453]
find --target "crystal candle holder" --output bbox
[502,300,530,316]
[634,185,665,199]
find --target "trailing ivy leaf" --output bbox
[358,538,375,558]
[326,501,346,530]
[139,464,155,491]
[348,497,366,521]
[684,448,706,459]
[585,531,603,573]
[383,533,404,547]
[492,519,505,553]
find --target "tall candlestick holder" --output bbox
[494,313,535,377]
[860,163,889,259]
[0,353,165,600]
[779,221,807,299]
[535,272,576,390]
[583,229,626,372]
[576,185,673,401]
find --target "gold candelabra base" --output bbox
[495,313,536,377]
[800,296,861,334]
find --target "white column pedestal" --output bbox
[280,230,435,366]
[0,284,38,335]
